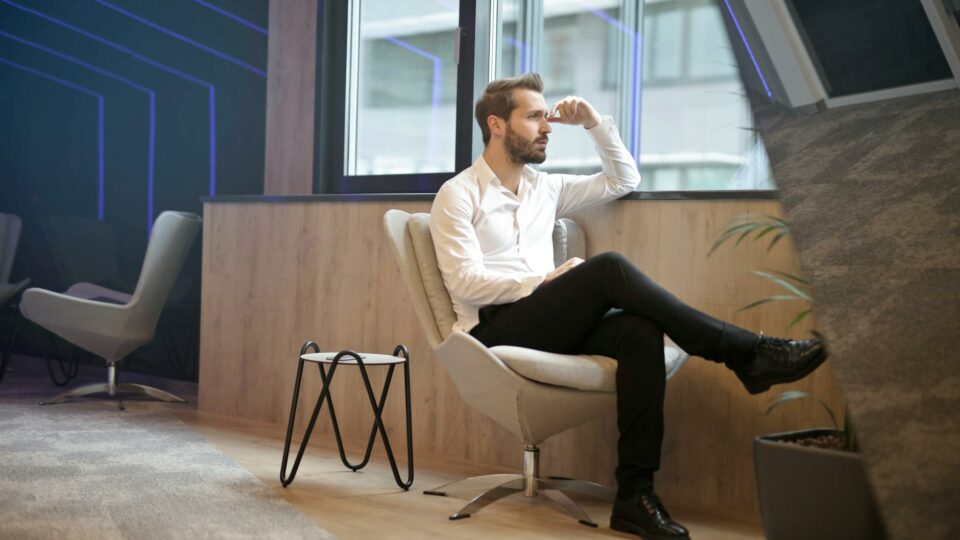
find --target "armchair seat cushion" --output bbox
[490,345,689,393]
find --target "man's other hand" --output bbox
[547,96,602,129]
[543,257,584,285]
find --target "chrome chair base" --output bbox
[39,364,185,410]
[424,446,614,527]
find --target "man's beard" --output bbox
[504,124,547,164]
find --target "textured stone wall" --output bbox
[751,89,960,539]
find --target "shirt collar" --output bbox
[474,155,540,194]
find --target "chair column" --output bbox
[523,445,540,497]
[107,364,117,396]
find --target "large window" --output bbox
[314,0,474,193]
[346,1,460,175]
[315,0,775,193]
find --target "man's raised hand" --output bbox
[547,96,602,129]
[542,257,584,285]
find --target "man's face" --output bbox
[503,88,552,164]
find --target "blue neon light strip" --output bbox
[0,29,156,230]
[96,0,266,77]
[722,0,772,98]
[0,56,105,220]
[382,36,442,167]
[192,0,267,35]
[2,0,218,222]
[584,7,642,159]
[504,37,529,73]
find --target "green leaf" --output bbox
[768,270,809,285]
[709,222,762,255]
[764,391,838,429]
[763,215,790,228]
[753,271,812,301]
[735,225,761,246]
[723,221,763,234]
[754,225,778,240]
[787,309,812,328]
[767,229,790,251]
[738,295,805,311]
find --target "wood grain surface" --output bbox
[263,0,316,195]
[199,199,844,524]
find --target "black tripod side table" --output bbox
[279,341,414,490]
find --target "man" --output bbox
[430,73,827,539]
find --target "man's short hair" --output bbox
[475,73,544,144]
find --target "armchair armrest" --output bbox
[21,287,132,341]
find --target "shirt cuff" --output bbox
[586,115,617,143]
[519,273,546,298]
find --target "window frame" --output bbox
[313,0,477,194]
[311,0,775,195]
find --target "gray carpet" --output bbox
[0,359,334,539]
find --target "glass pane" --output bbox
[787,0,952,97]
[649,9,683,80]
[349,0,459,175]
[688,5,736,78]
[639,0,775,191]
[499,0,525,77]
[537,1,624,174]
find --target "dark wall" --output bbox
[0,0,268,379]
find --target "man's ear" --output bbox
[487,115,505,139]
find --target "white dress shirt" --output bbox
[430,116,641,333]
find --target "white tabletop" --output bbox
[300,352,406,365]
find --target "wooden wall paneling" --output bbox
[199,199,845,524]
[264,0,317,195]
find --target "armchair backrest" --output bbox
[42,214,124,291]
[383,210,585,348]
[128,211,201,331]
[0,213,22,283]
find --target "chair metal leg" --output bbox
[116,383,186,403]
[449,478,524,520]
[423,473,522,497]
[39,364,184,409]
[539,485,599,527]
[427,445,607,527]
[39,382,112,405]
[544,476,616,502]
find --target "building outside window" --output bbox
[342,0,774,191]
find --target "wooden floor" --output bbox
[175,408,764,540]
[2,356,762,539]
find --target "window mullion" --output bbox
[618,0,643,160]
[343,0,362,176]
[472,0,498,159]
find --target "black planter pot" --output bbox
[753,428,886,540]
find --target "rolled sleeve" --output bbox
[555,116,641,218]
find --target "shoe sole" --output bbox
[744,347,829,395]
[610,517,690,539]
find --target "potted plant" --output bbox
[754,391,886,540]
[711,215,886,539]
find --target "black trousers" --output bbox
[469,252,758,494]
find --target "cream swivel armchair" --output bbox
[1,213,30,380]
[0,213,30,307]
[383,210,688,526]
[20,211,201,408]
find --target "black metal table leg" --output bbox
[279,342,414,491]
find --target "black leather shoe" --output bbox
[611,489,690,539]
[736,336,828,394]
